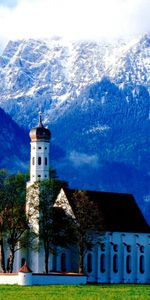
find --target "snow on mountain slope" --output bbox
[0,35,149,127]
[108,34,150,88]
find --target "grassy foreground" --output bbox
[0,284,150,300]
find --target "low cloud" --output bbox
[69,151,99,168]
[0,0,149,48]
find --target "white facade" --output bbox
[30,141,50,183]
[23,229,150,284]
[84,232,150,283]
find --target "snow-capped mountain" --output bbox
[0,35,150,222]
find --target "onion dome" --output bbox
[29,113,51,142]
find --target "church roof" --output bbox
[63,189,150,233]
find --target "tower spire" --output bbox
[38,112,43,128]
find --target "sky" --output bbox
[0,0,149,51]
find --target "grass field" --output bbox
[0,284,150,300]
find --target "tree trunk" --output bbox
[79,249,84,274]
[44,241,49,274]
[0,238,6,272]
[45,251,49,274]
[7,249,15,273]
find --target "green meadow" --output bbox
[0,284,150,300]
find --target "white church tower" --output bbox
[29,113,51,183]
[26,114,51,273]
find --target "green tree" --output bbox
[70,190,104,273]
[0,169,8,272]
[4,173,29,273]
[27,175,77,274]
[39,178,76,274]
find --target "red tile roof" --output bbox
[19,263,32,273]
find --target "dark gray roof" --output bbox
[63,188,150,233]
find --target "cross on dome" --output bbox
[38,112,43,128]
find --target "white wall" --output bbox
[0,274,18,284]
[32,274,87,285]
[0,273,87,285]
[85,232,150,284]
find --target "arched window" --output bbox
[100,254,106,273]
[32,157,35,165]
[113,254,118,273]
[139,255,145,274]
[126,255,132,273]
[45,157,47,165]
[38,157,41,165]
[87,253,92,273]
[61,253,66,272]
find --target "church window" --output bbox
[113,254,118,273]
[139,255,145,274]
[38,147,41,149]
[100,254,106,273]
[38,157,41,165]
[45,147,47,150]
[45,157,47,165]
[126,255,132,273]
[32,157,35,165]
[38,175,41,178]
[87,253,92,273]
[61,253,66,272]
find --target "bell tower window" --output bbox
[45,157,47,165]
[38,157,41,165]
[32,157,35,165]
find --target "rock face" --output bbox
[0,35,150,222]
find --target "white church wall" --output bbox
[0,273,87,285]
[32,273,87,285]
[30,141,50,183]
[85,232,150,283]
[0,274,18,284]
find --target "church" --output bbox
[6,115,150,283]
